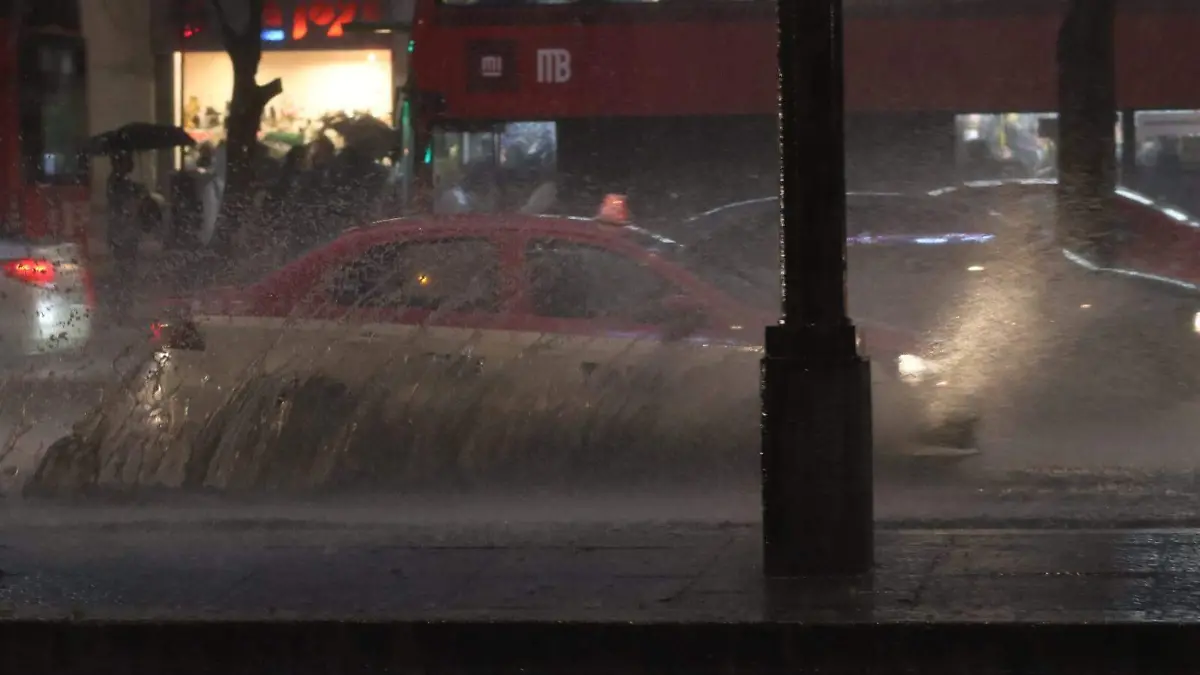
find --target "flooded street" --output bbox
[5,340,1200,526]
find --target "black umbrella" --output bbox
[326,115,398,159]
[88,122,197,156]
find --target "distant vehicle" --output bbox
[929,178,1200,293]
[70,198,978,492]
[0,239,93,364]
[681,182,1200,422]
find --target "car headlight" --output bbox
[897,354,937,384]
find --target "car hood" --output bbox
[717,228,1200,355]
[850,230,1200,362]
[709,306,922,360]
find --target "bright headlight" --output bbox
[897,354,935,383]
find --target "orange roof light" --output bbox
[596,193,631,225]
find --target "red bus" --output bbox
[409,0,1200,219]
[0,0,90,243]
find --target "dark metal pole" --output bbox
[762,0,873,577]
[1056,0,1117,264]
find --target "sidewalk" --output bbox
[0,514,1196,622]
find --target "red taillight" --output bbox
[2,258,55,287]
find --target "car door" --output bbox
[514,235,751,425]
[1109,191,1193,281]
[286,233,514,392]
[684,202,779,294]
[1122,195,1200,288]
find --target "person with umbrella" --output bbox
[104,150,145,321]
[88,122,196,321]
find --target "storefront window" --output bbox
[19,35,89,185]
[181,49,393,161]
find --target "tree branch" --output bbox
[257,78,284,107]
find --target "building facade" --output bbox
[78,0,413,249]
[168,0,412,167]
[81,0,155,205]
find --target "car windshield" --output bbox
[623,225,778,310]
[656,196,1002,312]
[1114,187,1200,226]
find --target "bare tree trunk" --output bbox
[210,0,282,257]
[8,0,24,45]
[1056,0,1117,265]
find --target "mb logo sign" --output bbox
[480,55,504,78]
[536,49,571,84]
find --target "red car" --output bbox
[61,207,976,491]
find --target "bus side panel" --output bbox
[0,21,20,231]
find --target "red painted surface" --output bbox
[1113,195,1200,287]
[0,19,91,245]
[0,19,19,218]
[21,185,91,241]
[197,215,917,357]
[412,2,1200,119]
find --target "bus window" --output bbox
[431,122,558,214]
[432,129,497,185]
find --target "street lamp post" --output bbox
[1056,0,1117,264]
[762,0,874,577]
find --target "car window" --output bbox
[686,207,779,293]
[325,238,500,312]
[689,205,776,263]
[625,226,778,311]
[525,239,676,322]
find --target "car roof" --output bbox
[244,213,648,295]
[924,178,1200,223]
[341,213,634,244]
[684,191,918,222]
[925,177,1144,202]
[688,179,1183,215]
